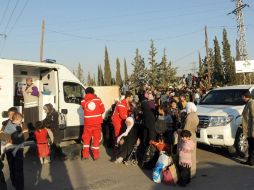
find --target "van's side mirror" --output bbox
[61,109,68,114]
[2,111,8,118]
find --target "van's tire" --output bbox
[234,128,248,158]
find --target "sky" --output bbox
[0,0,253,77]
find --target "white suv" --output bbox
[197,85,254,157]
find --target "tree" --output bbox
[222,28,236,85]
[93,74,96,86]
[115,58,122,86]
[97,65,104,86]
[148,40,159,88]
[97,66,101,86]
[124,58,128,83]
[104,46,112,86]
[212,36,224,85]
[76,63,85,84]
[129,48,147,90]
[158,48,177,87]
[87,72,92,86]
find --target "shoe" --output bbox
[114,157,123,164]
[240,161,254,166]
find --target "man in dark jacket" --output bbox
[241,90,254,166]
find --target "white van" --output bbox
[0,58,85,141]
[197,85,254,157]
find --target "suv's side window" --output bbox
[63,82,85,104]
[251,89,254,98]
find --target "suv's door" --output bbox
[0,62,13,126]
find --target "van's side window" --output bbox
[63,82,84,104]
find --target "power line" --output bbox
[0,0,11,29]
[2,0,20,34]
[172,45,205,63]
[7,0,29,35]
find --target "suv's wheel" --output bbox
[234,128,248,158]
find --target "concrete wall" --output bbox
[93,86,120,115]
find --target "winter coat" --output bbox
[81,93,105,126]
[43,105,62,144]
[141,100,156,140]
[242,99,254,137]
[112,99,129,127]
[183,111,199,177]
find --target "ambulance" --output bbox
[0,58,87,141]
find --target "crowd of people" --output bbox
[102,84,201,186]
[1,75,254,189]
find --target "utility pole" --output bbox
[228,0,249,84]
[40,19,45,62]
[205,26,211,86]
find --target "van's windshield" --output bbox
[199,89,247,106]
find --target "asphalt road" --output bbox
[2,142,254,190]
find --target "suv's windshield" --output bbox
[199,89,247,105]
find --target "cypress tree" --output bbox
[115,58,122,86]
[124,58,128,83]
[104,46,112,86]
[76,62,85,84]
[87,72,92,86]
[222,28,236,84]
[97,66,101,86]
[212,36,224,85]
[100,66,104,86]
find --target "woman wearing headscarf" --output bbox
[115,117,140,163]
[43,103,67,160]
[183,102,199,177]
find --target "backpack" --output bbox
[58,112,67,130]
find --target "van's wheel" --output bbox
[234,128,248,158]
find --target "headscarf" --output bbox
[186,102,197,114]
[117,117,134,144]
[43,103,54,115]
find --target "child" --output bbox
[150,135,170,153]
[34,121,50,164]
[178,130,195,186]
[2,112,28,190]
[0,107,18,158]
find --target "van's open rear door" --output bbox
[0,62,13,127]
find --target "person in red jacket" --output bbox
[111,91,133,139]
[81,87,105,160]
